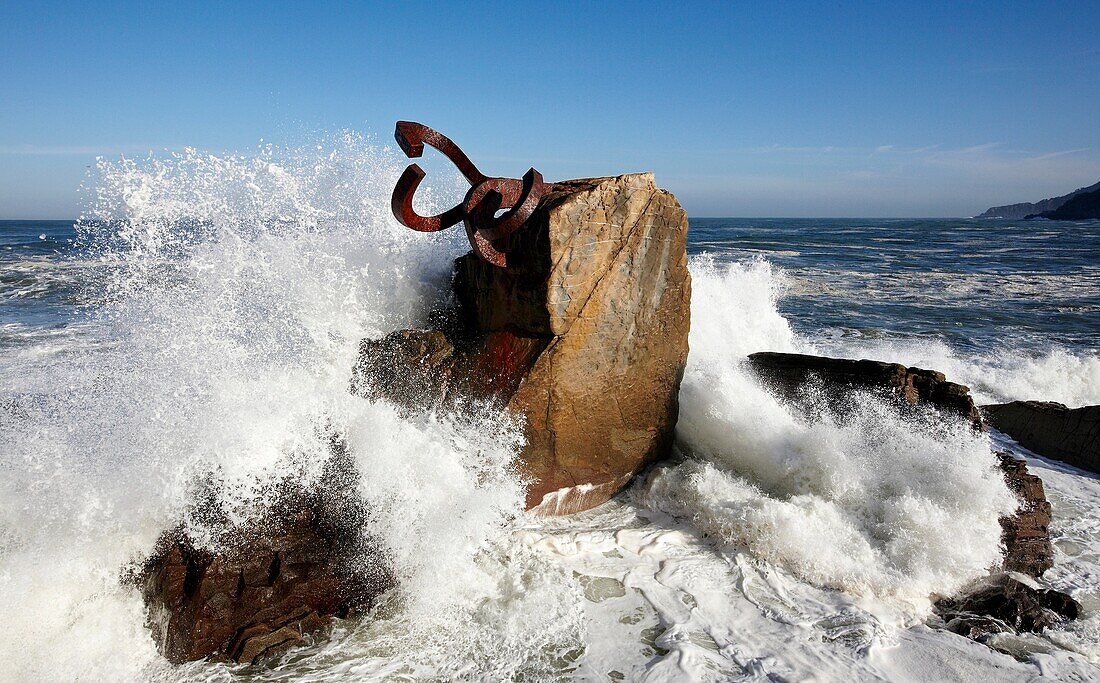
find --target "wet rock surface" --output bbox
[745,352,1055,578]
[354,173,691,514]
[934,574,1080,640]
[135,449,392,664]
[997,452,1055,578]
[984,401,1100,474]
[746,352,984,429]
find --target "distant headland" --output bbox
[976,180,1100,220]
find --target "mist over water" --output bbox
[0,136,1098,680]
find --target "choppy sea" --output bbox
[1,139,1098,681]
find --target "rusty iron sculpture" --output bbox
[390,121,553,267]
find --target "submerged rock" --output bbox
[747,352,984,429]
[354,173,691,514]
[135,449,392,664]
[983,401,1100,474]
[934,574,1080,640]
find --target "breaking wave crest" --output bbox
[641,257,1017,603]
[0,135,583,680]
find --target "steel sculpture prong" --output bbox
[390,122,553,266]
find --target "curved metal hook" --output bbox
[390,121,553,266]
[391,164,466,232]
[391,122,490,233]
[463,169,547,242]
[394,121,486,186]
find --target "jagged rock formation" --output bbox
[745,352,1055,576]
[353,173,691,514]
[135,449,392,664]
[933,454,1070,644]
[996,452,1055,577]
[935,574,1079,641]
[746,352,984,429]
[984,401,1100,473]
[976,180,1100,219]
[1026,187,1100,220]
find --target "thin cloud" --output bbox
[1029,148,1090,161]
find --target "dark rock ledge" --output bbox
[984,401,1100,475]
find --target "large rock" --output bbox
[135,448,391,664]
[983,401,1100,474]
[745,352,1077,644]
[747,352,984,429]
[353,173,691,514]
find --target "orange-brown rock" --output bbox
[135,450,392,664]
[353,173,691,514]
[996,452,1054,578]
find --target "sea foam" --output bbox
[640,257,1018,603]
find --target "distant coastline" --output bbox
[976,180,1100,219]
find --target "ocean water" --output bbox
[0,140,1098,681]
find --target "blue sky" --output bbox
[2,1,1098,218]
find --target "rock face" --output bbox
[934,454,1070,645]
[997,452,1055,578]
[976,180,1100,219]
[353,173,691,514]
[744,351,1077,641]
[984,401,1100,473]
[136,450,391,664]
[746,352,984,429]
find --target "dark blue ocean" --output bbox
[5,217,1097,357]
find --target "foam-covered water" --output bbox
[1,139,1098,680]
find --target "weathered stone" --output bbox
[997,452,1055,578]
[135,448,392,664]
[747,352,983,429]
[934,574,1079,638]
[983,401,1100,474]
[353,173,691,514]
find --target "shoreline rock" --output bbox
[353,173,691,514]
[746,351,984,429]
[744,351,1055,577]
[995,452,1054,578]
[983,401,1100,474]
[934,574,1080,642]
[745,350,1077,642]
[134,446,392,664]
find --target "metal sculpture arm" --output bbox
[390,121,553,267]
